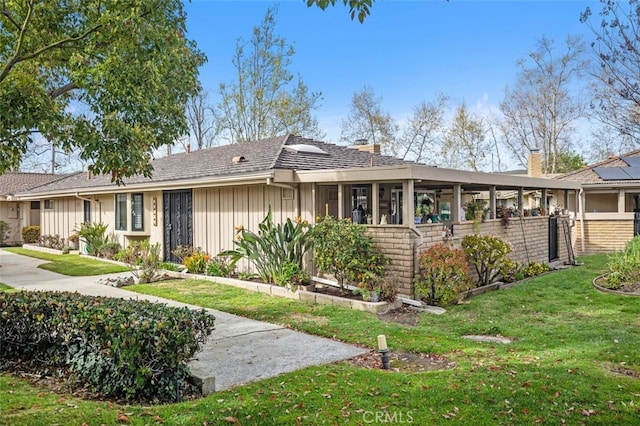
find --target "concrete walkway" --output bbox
[0,249,367,393]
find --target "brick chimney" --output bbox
[528,149,542,178]
[352,139,381,154]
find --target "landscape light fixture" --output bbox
[377,334,390,369]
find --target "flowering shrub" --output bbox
[21,225,40,244]
[414,243,472,307]
[462,234,512,287]
[184,251,210,274]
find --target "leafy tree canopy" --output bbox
[0,0,204,183]
[305,0,375,23]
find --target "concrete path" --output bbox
[0,249,367,393]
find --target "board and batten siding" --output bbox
[40,197,85,239]
[192,183,315,268]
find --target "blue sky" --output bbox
[185,0,595,142]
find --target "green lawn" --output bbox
[2,247,129,275]
[2,254,640,425]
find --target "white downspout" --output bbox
[75,192,102,222]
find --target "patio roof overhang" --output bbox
[293,164,582,191]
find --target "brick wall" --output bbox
[573,219,634,253]
[366,216,571,297]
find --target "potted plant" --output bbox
[68,233,79,250]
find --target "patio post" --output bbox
[337,184,344,219]
[452,184,462,222]
[372,182,379,225]
[489,186,497,219]
[403,180,415,225]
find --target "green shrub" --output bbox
[21,225,39,244]
[98,241,121,259]
[605,235,640,289]
[499,258,524,283]
[273,260,310,288]
[205,256,235,277]
[0,291,215,402]
[159,262,182,272]
[462,234,512,287]
[117,240,162,283]
[414,243,472,307]
[184,251,210,274]
[221,207,313,284]
[310,215,387,294]
[522,261,549,277]
[0,221,10,246]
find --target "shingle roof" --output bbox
[558,149,640,185]
[0,172,67,197]
[18,135,410,195]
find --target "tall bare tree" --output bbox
[498,36,588,174]
[217,6,323,143]
[186,88,218,150]
[442,103,488,171]
[396,94,448,163]
[340,85,398,155]
[581,1,640,146]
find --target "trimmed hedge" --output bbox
[0,291,215,401]
[21,225,40,244]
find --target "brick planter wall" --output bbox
[365,216,571,298]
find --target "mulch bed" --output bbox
[349,350,456,372]
[377,306,421,326]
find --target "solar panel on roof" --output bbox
[622,166,640,179]
[621,156,640,167]
[593,167,633,180]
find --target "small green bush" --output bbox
[273,260,310,288]
[462,234,512,287]
[205,256,235,277]
[0,291,215,402]
[414,243,472,307]
[159,262,182,272]
[499,258,524,283]
[522,261,549,277]
[21,225,39,244]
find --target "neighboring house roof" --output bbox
[558,149,640,186]
[18,135,410,197]
[0,172,66,199]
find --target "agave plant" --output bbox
[220,207,313,284]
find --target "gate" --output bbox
[163,190,193,263]
[548,216,558,262]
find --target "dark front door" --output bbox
[163,190,193,263]
[548,216,558,262]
